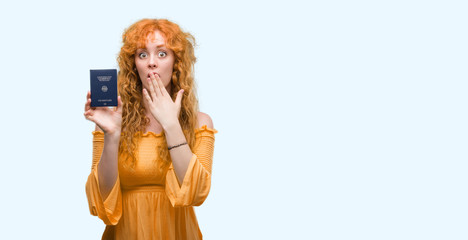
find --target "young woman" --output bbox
[84,18,218,240]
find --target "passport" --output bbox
[90,69,118,107]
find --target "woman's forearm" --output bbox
[97,132,121,201]
[163,122,193,185]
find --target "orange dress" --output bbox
[85,125,218,240]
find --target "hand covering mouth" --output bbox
[148,72,160,78]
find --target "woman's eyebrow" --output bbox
[137,45,166,50]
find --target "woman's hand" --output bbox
[143,72,184,129]
[83,91,123,136]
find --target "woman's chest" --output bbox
[118,137,171,188]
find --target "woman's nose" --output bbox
[148,54,157,68]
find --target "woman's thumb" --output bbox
[175,89,184,106]
[116,96,123,111]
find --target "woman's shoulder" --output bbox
[94,113,213,132]
[197,111,214,129]
[195,111,218,135]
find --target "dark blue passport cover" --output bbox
[90,69,118,107]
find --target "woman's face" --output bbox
[135,30,175,92]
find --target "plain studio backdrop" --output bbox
[0,0,466,239]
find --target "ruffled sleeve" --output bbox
[165,125,218,207]
[85,131,122,225]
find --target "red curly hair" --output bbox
[117,18,199,170]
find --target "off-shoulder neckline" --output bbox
[92,125,218,137]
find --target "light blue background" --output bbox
[0,0,466,239]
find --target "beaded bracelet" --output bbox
[168,142,187,150]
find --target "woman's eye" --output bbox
[158,51,167,57]
[139,52,147,58]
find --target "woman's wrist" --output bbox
[162,119,180,132]
[104,130,121,140]
[168,142,187,150]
